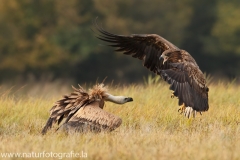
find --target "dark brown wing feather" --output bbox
[41,85,91,135]
[94,21,179,73]
[94,21,209,112]
[160,61,209,111]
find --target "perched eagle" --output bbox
[41,84,133,134]
[94,21,209,118]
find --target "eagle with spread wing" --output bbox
[94,21,209,118]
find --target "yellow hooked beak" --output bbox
[160,54,168,64]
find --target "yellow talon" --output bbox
[178,103,186,114]
[171,92,175,98]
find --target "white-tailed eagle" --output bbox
[94,21,209,118]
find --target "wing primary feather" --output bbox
[97,37,118,43]
[98,34,118,40]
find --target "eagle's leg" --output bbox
[178,103,186,114]
[171,92,175,98]
[184,107,194,118]
[178,104,199,118]
[184,107,201,118]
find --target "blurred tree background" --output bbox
[0,0,240,84]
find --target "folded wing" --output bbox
[61,101,122,133]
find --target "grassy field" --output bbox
[0,79,240,160]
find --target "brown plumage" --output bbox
[41,84,133,134]
[94,21,209,116]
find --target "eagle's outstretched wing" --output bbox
[94,21,209,112]
[95,22,179,73]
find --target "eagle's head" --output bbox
[160,49,183,64]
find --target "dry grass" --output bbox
[0,80,240,160]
